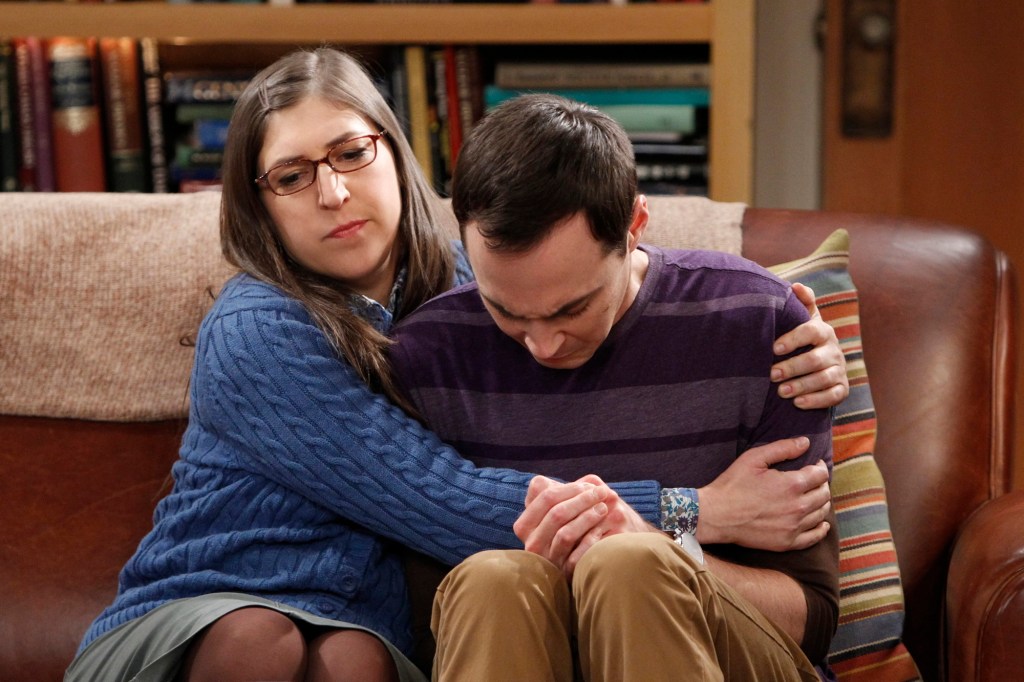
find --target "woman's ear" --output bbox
[627,194,650,251]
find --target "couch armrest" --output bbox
[946,490,1024,681]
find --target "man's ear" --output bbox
[627,194,650,251]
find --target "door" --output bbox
[822,0,1024,491]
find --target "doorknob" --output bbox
[841,0,895,137]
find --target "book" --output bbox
[163,71,251,104]
[29,38,55,191]
[637,180,708,198]
[12,38,36,191]
[632,141,708,157]
[494,62,711,90]
[163,70,249,191]
[442,45,462,166]
[599,105,699,134]
[191,117,230,149]
[99,38,146,192]
[403,45,433,188]
[13,37,55,191]
[386,46,410,142]
[48,36,106,192]
[635,160,707,184]
[453,46,482,142]
[175,143,223,169]
[429,47,451,194]
[634,133,708,196]
[484,85,710,109]
[484,86,705,134]
[174,103,235,124]
[140,38,169,193]
[0,39,18,191]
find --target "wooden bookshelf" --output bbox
[1,1,754,201]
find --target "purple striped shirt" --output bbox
[392,246,832,485]
[390,244,839,664]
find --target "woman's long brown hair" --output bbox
[219,48,456,414]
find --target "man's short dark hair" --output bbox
[452,93,638,254]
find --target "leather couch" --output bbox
[1,194,1020,681]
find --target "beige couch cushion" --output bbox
[0,192,742,421]
[0,192,234,421]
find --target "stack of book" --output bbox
[0,38,713,197]
[490,60,711,196]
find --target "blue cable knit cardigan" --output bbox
[79,262,661,656]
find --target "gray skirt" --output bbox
[64,593,428,682]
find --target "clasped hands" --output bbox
[512,283,844,578]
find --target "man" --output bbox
[391,94,838,680]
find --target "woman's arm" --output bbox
[193,295,660,567]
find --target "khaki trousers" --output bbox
[431,533,819,682]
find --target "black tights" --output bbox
[178,607,400,682]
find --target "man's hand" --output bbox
[771,282,849,410]
[696,436,831,551]
[514,475,656,578]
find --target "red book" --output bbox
[443,45,462,164]
[48,36,106,191]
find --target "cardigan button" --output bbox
[338,575,358,595]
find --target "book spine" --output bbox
[635,161,708,183]
[12,38,37,191]
[443,45,462,165]
[453,46,482,142]
[485,85,710,108]
[0,39,19,191]
[140,38,168,193]
[175,143,224,168]
[163,73,250,104]
[13,38,59,191]
[597,104,698,134]
[28,38,55,191]
[99,37,146,192]
[403,45,433,188]
[387,46,410,142]
[49,36,106,192]
[494,62,711,89]
[429,47,450,194]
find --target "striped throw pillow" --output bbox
[769,230,922,682]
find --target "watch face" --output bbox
[675,530,705,565]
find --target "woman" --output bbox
[66,48,845,682]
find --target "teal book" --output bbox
[598,105,697,134]
[483,85,710,109]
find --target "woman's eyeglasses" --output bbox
[255,131,387,196]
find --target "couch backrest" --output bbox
[0,192,741,422]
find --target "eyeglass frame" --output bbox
[254,130,388,196]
